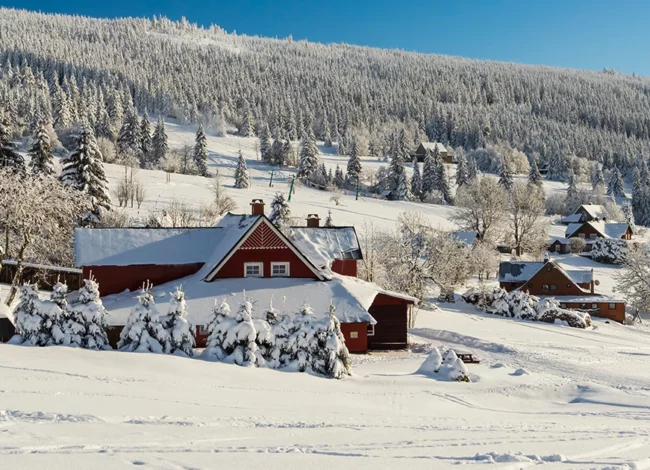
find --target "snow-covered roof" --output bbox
[578,205,606,219]
[565,222,630,239]
[290,227,362,268]
[565,270,593,284]
[548,236,568,245]
[498,262,545,282]
[453,231,478,247]
[101,273,416,326]
[539,295,624,304]
[1,260,82,274]
[559,213,583,224]
[418,142,447,153]
[75,227,223,267]
[196,214,261,279]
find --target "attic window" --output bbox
[271,262,290,277]
[244,262,263,277]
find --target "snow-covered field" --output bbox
[4,121,650,468]
[3,304,650,469]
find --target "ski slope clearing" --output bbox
[3,304,650,469]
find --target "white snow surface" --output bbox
[102,273,393,325]
[4,303,650,468]
[290,226,361,268]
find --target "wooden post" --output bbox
[288,176,295,202]
[269,170,274,187]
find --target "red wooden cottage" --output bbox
[499,260,625,322]
[75,200,416,352]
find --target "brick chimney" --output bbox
[306,214,321,227]
[250,199,265,216]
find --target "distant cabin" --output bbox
[560,205,607,225]
[412,142,455,164]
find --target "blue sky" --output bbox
[4,0,650,76]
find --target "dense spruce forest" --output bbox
[1,7,650,174]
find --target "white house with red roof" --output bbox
[75,199,416,353]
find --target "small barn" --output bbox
[560,205,607,225]
[412,142,453,163]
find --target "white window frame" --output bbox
[244,262,263,278]
[270,262,290,277]
[367,324,375,337]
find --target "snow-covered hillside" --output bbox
[3,304,650,469]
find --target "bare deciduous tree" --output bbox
[615,245,650,314]
[452,176,507,243]
[508,181,547,256]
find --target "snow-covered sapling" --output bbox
[118,283,169,353]
[221,296,259,367]
[160,286,195,357]
[202,298,234,360]
[66,278,111,350]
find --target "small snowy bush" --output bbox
[160,287,195,357]
[118,284,169,353]
[221,297,260,367]
[201,298,234,361]
[417,347,470,382]
[591,238,628,265]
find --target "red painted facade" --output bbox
[556,301,625,323]
[340,323,368,353]
[501,264,592,295]
[331,259,358,277]
[367,293,414,350]
[85,263,204,296]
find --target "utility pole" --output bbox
[269,170,274,187]
[288,176,296,202]
[355,181,360,200]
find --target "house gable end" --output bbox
[521,262,586,296]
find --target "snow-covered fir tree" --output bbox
[591,163,605,192]
[11,284,50,346]
[270,136,285,166]
[323,119,333,147]
[28,120,54,176]
[388,132,407,190]
[310,302,352,379]
[622,201,635,228]
[565,171,580,211]
[287,303,316,372]
[259,122,272,163]
[193,124,209,177]
[466,156,479,182]
[297,128,319,179]
[118,284,169,353]
[269,192,291,229]
[116,109,140,159]
[421,149,437,199]
[436,156,452,204]
[151,118,168,168]
[221,296,259,367]
[160,287,195,357]
[233,150,250,189]
[139,111,152,167]
[66,278,111,350]
[334,164,345,188]
[0,114,24,170]
[607,165,626,199]
[394,170,411,201]
[455,155,468,188]
[528,159,543,187]
[346,140,362,186]
[498,160,514,191]
[240,100,254,137]
[324,209,334,227]
[411,158,423,198]
[59,123,111,225]
[48,281,69,345]
[202,298,233,360]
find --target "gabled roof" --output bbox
[565,221,631,239]
[201,214,327,281]
[417,142,447,153]
[74,227,223,267]
[453,231,478,247]
[499,260,593,287]
[577,204,606,219]
[559,213,583,224]
[290,227,362,268]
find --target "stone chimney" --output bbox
[306,214,321,227]
[250,199,265,216]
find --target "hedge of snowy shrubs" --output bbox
[463,287,591,329]
[591,238,628,265]
[9,280,352,379]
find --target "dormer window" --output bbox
[271,262,290,277]
[244,262,263,277]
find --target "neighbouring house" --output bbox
[548,236,569,254]
[560,205,607,225]
[75,199,416,353]
[499,259,625,322]
[0,304,15,343]
[412,142,454,163]
[0,260,83,291]
[562,222,633,252]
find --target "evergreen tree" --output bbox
[151,118,168,168]
[223,297,259,366]
[270,137,285,166]
[0,114,24,171]
[116,110,140,160]
[466,156,478,182]
[591,163,605,192]
[528,159,543,187]
[323,119,333,147]
[346,140,362,186]
[65,278,111,350]
[287,303,316,372]
[28,120,55,176]
[607,165,626,199]
[324,209,334,227]
[259,122,272,163]
[421,149,437,199]
[269,192,291,229]
[118,284,169,353]
[139,111,152,167]
[334,164,345,187]
[12,284,50,346]
[310,302,351,379]
[193,124,209,176]
[60,123,111,225]
[498,160,514,191]
[411,157,422,199]
[455,155,468,188]
[160,287,195,357]
[622,202,636,228]
[233,150,250,189]
[297,127,319,178]
[202,298,232,360]
[388,135,407,190]
[394,170,412,201]
[240,101,254,137]
[51,86,71,129]
[436,157,452,204]
[49,282,69,345]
